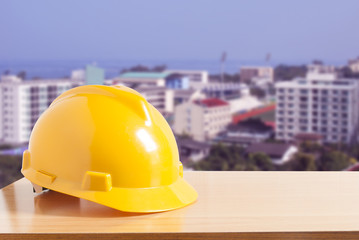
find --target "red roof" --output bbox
[232,105,276,124]
[265,121,276,129]
[194,98,229,107]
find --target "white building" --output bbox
[190,82,249,100]
[173,98,231,141]
[173,89,205,106]
[165,70,208,85]
[348,57,359,73]
[240,66,274,83]
[0,76,83,144]
[133,86,174,113]
[112,72,189,89]
[275,78,359,143]
[306,62,337,81]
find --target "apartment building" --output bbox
[275,78,359,143]
[133,86,174,113]
[240,66,274,83]
[113,72,189,89]
[0,76,83,144]
[173,98,231,141]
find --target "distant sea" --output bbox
[0,59,345,80]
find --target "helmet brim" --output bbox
[24,167,197,213]
[78,176,198,213]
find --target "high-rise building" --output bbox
[173,98,231,141]
[0,76,83,144]
[275,78,359,143]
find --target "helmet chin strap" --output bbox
[31,182,48,194]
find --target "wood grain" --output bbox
[1,171,359,239]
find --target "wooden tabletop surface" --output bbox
[1,171,359,239]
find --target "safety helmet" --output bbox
[21,85,197,212]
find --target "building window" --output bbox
[300,89,308,94]
[341,90,348,95]
[300,104,308,109]
[300,126,307,131]
[300,97,308,102]
[299,119,308,124]
[300,111,307,117]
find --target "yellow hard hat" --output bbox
[21,85,197,212]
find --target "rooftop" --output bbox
[194,98,229,108]
[276,77,358,89]
[119,72,170,79]
[228,119,273,133]
[247,142,292,158]
[174,89,196,98]
[176,138,210,151]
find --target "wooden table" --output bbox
[1,171,359,239]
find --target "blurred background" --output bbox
[1,0,359,188]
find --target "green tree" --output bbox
[299,141,321,153]
[318,150,351,171]
[284,152,316,171]
[120,64,167,74]
[248,152,273,171]
[17,70,27,80]
[274,64,307,81]
[191,143,247,171]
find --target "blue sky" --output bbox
[1,0,358,63]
